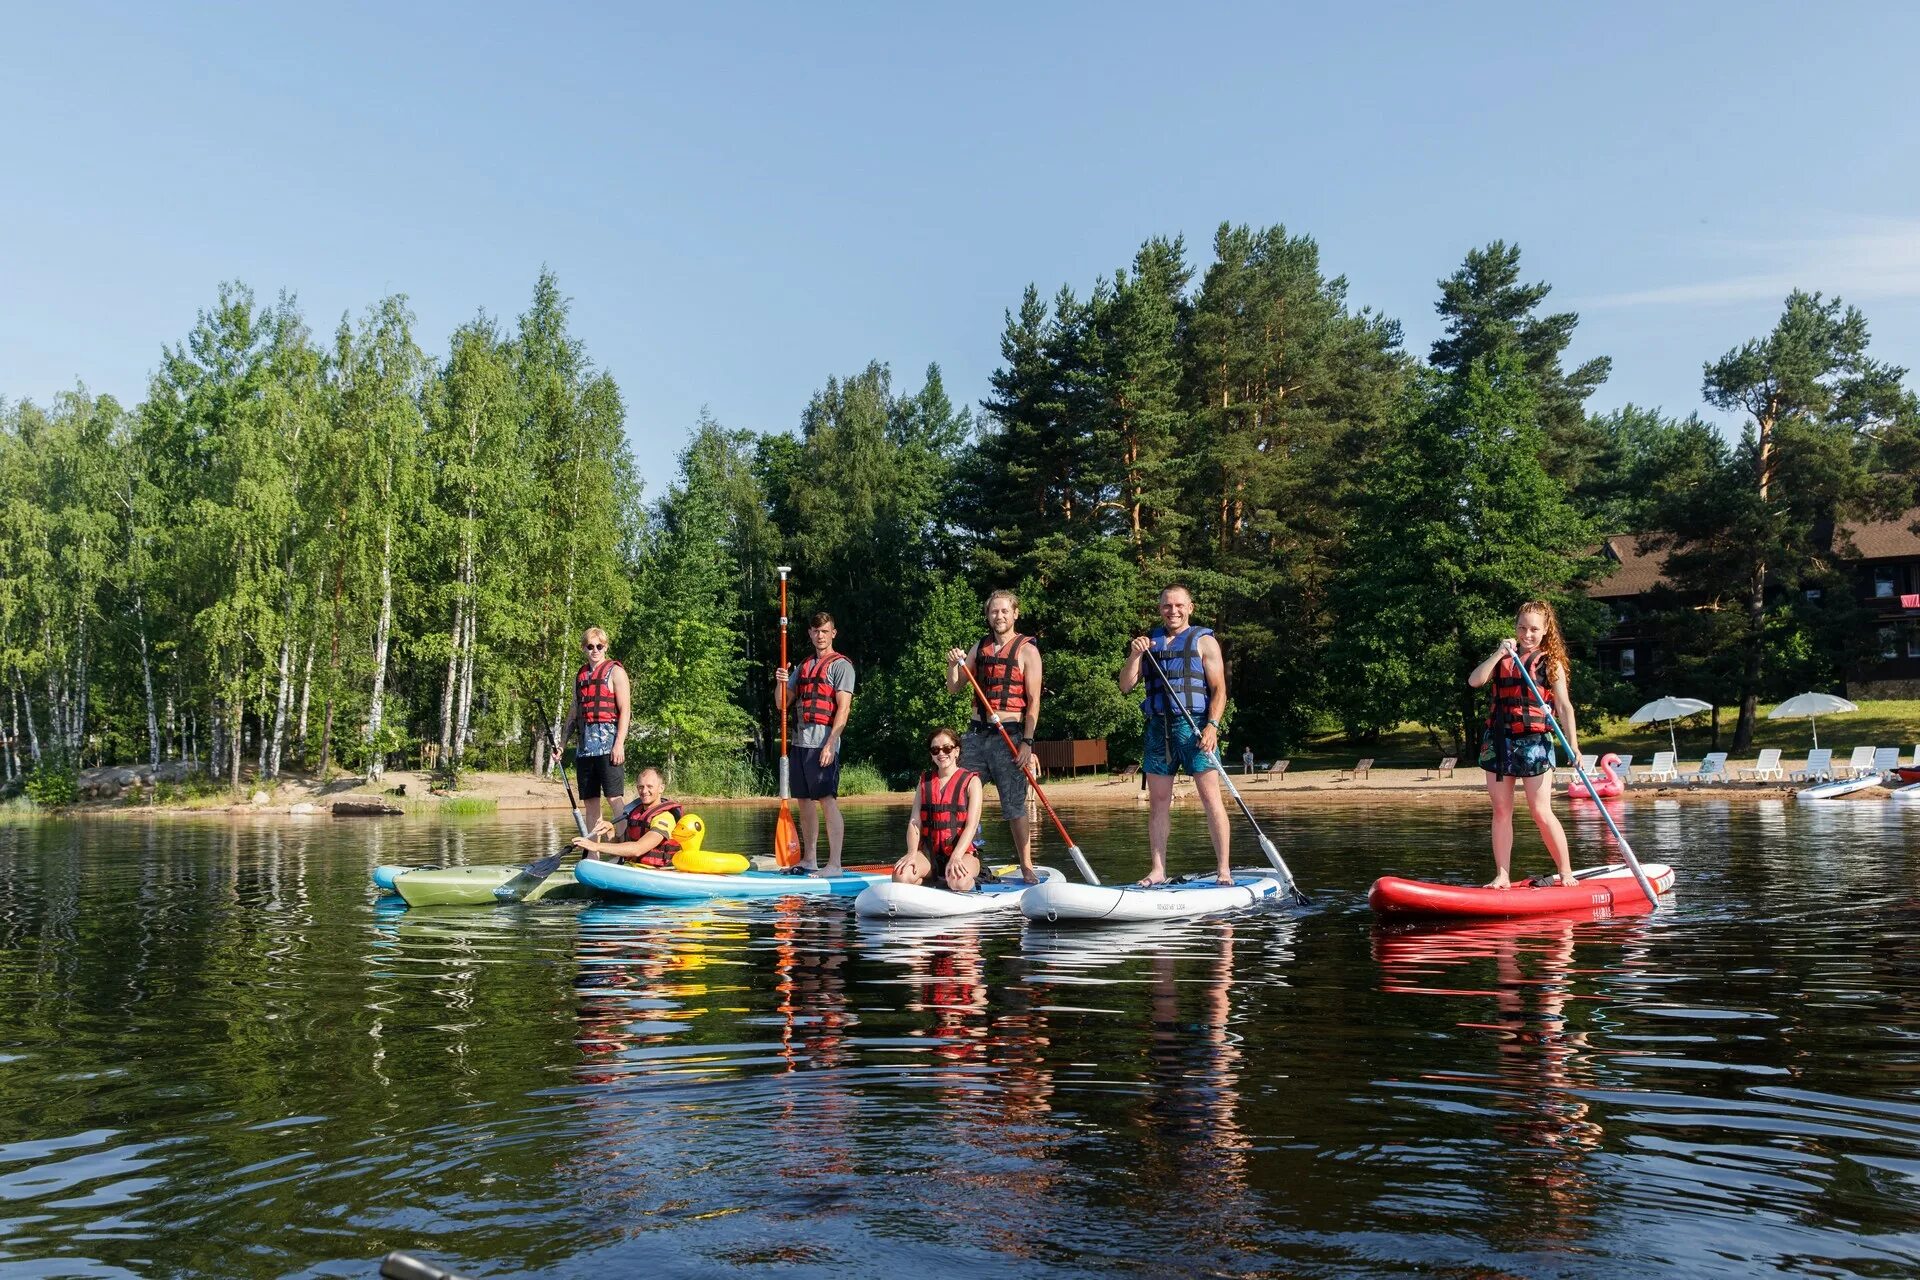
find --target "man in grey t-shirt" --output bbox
[774,611,854,875]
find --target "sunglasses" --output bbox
[584,642,606,651]
[930,743,958,756]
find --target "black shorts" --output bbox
[790,744,842,800]
[576,753,625,801]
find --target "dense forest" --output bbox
[4,227,1917,798]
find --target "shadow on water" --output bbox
[1,796,1919,1276]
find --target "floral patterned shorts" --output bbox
[1478,730,1555,779]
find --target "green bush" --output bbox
[835,761,895,796]
[23,763,79,809]
[672,754,771,798]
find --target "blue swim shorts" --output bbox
[1141,714,1221,778]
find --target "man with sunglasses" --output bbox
[563,626,631,829]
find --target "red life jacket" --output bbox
[619,798,684,867]
[917,768,978,863]
[972,633,1033,723]
[1485,651,1552,737]
[796,652,847,727]
[576,659,624,725]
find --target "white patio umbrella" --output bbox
[1766,691,1859,749]
[1629,696,1713,755]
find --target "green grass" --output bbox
[436,796,498,816]
[1274,698,1920,771]
[673,755,772,799]
[834,761,894,796]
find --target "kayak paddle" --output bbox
[957,661,1099,885]
[494,722,593,901]
[774,566,802,868]
[1507,646,1664,911]
[1141,646,1306,902]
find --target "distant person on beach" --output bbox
[563,626,630,829]
[774,611,854,875]
[1118,584,1233,886]
[570,767,683,866]
[893,726,986,892]
[1467,601,1580,889]
[946,589,1042,884]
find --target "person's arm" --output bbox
[1551,667,1579,758]
[1198,634,1227,756]
[610,665,631,766]
[945,642,978,698]
[562,681,582,744]
[957,777,984,856]
[1467,639,1516,689]
[1118,637,1148,693]
[903,807,923,860]
[821,689,852,766]
[1015,645,1041,773]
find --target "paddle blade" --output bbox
[1255,835,1308,902]
[1067,845,1101,885]
[493,852,566,901]
[774,799,802,868]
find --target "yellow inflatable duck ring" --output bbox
[670,813,751,875]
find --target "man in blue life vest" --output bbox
[562,626,631,831]
[773,611,854,876]
[1117,584,1233,886]
[945,589,1043,883]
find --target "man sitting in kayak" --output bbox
[570,767,684,868]
[893,727,986,893]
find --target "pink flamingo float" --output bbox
[1565,752,1625,801]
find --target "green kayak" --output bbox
[371,863,594,907]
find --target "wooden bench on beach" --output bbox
[1422,756,1456,780]
[1337,758,1374,782]
[1248,759,1291,785]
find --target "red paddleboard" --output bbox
[1368,862,1674,919]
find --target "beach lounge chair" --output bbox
[1742,748,1784,781]
[1104,764,1139,786]
[1871,746,1900,777]
[1615,754,1634,776]
[1681,751,1730,785]
[1422,756,1456,780]
[1336,758,1373,782]
[1791,748,1833,782]
[1576,753,1598,772]
[1247,759,1290,785]
[1638,751,1678,783]
[1842,746,1877,779]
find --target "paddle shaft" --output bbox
[543,722,590,839]
[956,660,1099,885]
[778,569,791,801]
[1139,646,1304,900]
[1505,647,1663,911]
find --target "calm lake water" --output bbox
[3,794,1919,1278]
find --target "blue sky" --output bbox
[4,2,1916,480]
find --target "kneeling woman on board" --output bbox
[894,727,986,893]
[570,766,683,868]
[1466,601,1580,890]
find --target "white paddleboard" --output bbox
[854,865,1060,918]
[1795,776,1881,802]
[1021,871,1285,924]
[1892,781,1920,803]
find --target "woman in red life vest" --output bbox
[570,767,683,868]
[893,727,986,893]
[562,626,631,829]
[1467,601,1580,889]
[945,589,1043,884]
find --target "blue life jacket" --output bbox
[1140,626,1213,717]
